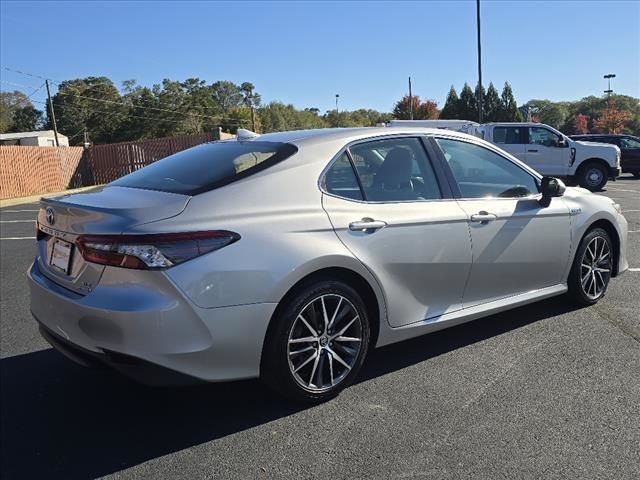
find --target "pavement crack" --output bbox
[594,304,640,345]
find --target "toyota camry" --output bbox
[29,127,629,402]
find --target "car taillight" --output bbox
[76,231,240,269]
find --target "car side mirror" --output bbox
[557,137,566,147]
[539,176,566,207]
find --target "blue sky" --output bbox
[1,0,638,114]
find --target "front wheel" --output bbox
[568,228,613,306]
[261,280,370,403]
[578,162,608,191]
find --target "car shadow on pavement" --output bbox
[0,296,579,479]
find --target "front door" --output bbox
[321,137,472,327]
[525,126,571,177]
[433,137,572,307]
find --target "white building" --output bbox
[0,130,70,147]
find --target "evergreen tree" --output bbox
[499,82,523,122]
[484,82,502,122]
[458,83,475,121]
[440,86,460,119]
[473,83,486,122]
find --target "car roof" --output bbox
[231,127,476,146]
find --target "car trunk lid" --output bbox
[36,186,190,295]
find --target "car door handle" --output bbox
[349,218,387,232]
[470,211,497,224]
[527,149,538,153]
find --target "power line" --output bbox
[29,98,250,127]
[4,65,251,117]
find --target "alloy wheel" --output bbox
[580,236,612,300]
[287,294,363,392]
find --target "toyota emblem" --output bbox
[45,207,55,225]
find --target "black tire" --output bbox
[567,228,613,306]
[578,162,608,191]
[261,279,371,403]
[631,171,640,179]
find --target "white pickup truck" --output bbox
[479,123,621,191]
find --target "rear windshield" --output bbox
[111,141,298,195]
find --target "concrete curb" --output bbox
[0,186,102,208]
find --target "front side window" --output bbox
[493,127,525,144]
[348,137,441,201]
[435,138,539,198]
[529,127,562,147]
[620,137,640,149]
[112,141,298,195]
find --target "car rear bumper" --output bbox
[28,260,277,384]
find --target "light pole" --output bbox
[476,0,483,123]
[604,73,616,98]
[335,94,340,127]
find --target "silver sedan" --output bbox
[29,127,629,402]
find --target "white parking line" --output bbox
[629,230,640,233]
[628,268,640,272]
[0,237,36,240]
[605,189,639,193]
[0,220,35,223]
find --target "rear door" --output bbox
[491,126,527,161]
[322,136,472,327]
[525,126,570,176]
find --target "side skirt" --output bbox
[376,284,568,347]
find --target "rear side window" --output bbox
[493,127,525,144]
[111,141,298,195]
[324,153,364,201]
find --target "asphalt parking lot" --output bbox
[1,177,639,480]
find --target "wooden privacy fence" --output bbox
[0,146,85,199]
[85,132,215,185]
[0,132,216,199]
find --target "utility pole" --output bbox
[335,94,340,126]
[408,77,413,120]
[45,79,60,146]
[476,0,483,123]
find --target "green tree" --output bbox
[49,76,127,145]
[0,90,31,133]
[458,83,475,121]
[498,82,523,122]
[10,106,43,132]
[440,86,460,119]
[524,99,568,130]
[473,83,486,122]
[484,82,502,122]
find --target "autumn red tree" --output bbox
[572,113,589,134]
[393,95,439,120]
[593,101,631,134]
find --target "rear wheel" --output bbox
[578,162,608,191]
[261,280,370,403]
[568,228,613,306]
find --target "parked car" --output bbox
[30,127,629,402]
[570,134,640,178]
[479,123,621,191]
